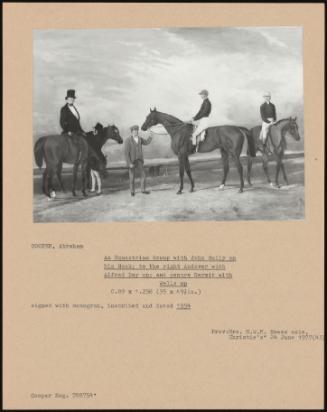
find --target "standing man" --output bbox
[260,91,277,148]
[60,89,85,137]
[124,125,153,196]
[190,89,212,151]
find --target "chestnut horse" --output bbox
[141,108,256,193]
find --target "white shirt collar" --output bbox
[68,104,79,118]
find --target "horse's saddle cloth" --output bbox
[192,125,208,141]
[64,133,87,159]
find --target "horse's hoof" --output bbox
[238,189,244,193]
[189,188,195,193]
[219,184,225,190]
[72,192,77,197]
[248,182,253,187]
[177,190,183,195]
[82,192,88,197]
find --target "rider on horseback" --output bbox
[60,89,86,151]
[260,91,277,152]
[190,89,212,152]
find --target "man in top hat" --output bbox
[190,89,212,151]
[260,91,277,149]
[124,125,153,196]
[60,89,85,136]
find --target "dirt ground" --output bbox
[33,156,304,222]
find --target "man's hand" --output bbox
[68,132,73,136]
[129,164,135,169]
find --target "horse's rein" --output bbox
[149,126,169,136]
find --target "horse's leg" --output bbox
[86,165,92,190]
[81,162,88,197]
[177,153,185,194]
[42,169,48,196]
[280,155,289,185]
[72,163,78,196]
[56,162,66,193]
[246,156,253,186]
[219,149,229,189]
[232,155,244,193]
[48,168,56,199]
[275,154,282,188]
[262,152,271,184]
[185,156,195,192]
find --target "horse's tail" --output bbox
[34,136,46,168]
[239,127,256,157]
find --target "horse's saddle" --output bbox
[192,125,208,141]
[64,133,87,159]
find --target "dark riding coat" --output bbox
[260,102,277,123]
[60,103,84,134]
[193,98,212,121]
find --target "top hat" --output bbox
[94,122,104,132]
[199,89,209,97]
[130,125,139,132]
[65,89,76,99]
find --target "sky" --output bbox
[33,27,304,160]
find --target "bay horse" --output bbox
[141,108,256,193]
[34,125,123,198]
[245,117,301,188]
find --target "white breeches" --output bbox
[260,118,274,142]
[90,169,102,193]
[192,117,209,144]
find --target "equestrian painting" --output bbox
[33,27,304,222]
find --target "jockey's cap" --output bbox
[263,91,271,97]
[94,122,103,131]
[65,89,76,99]
[199,89,209,97]
[130,125,139,132]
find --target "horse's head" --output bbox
[287,117,301,141]
[141,107,158,131]
[105,124,123,144]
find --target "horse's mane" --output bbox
[274,118,290,126]
[156,111,184,125]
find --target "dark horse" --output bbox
[34,125,123,198]
[141,108,256,193]
[245,117,301,188]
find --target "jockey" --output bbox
[190,89,212,151]
[60,89,85,137]
[93,122,104,135]
[260,91,277,148]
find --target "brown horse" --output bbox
[245,117,301,188]
[34,125,122,198]
[141,108,256,193]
